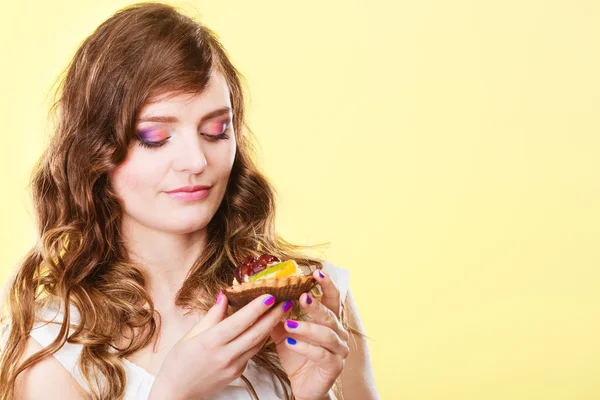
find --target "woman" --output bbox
[0,3,378,399]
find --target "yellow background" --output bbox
[1,1,599,399]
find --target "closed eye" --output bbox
[200,120,232,141]
[136,127,170,149]
[201,132,230,141]
[136,125,231,149]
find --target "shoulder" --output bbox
[15,336,88,399]
[4,302,90,399]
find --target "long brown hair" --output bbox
[0,3,347,399]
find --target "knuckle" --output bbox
[319,347,329,360]
[324,308,336,324]
[341,343,350,358]
[250,331,264,347]
[297,321,309,334]
[226,364,241,379]
[215,353,232,369]
[326,329,338,345]
[338,326,350,341]
[231,320,245,333]
[328,307,337,318]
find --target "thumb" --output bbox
[313,269,341,317]
[182,290,228,341]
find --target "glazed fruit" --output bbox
[234,254,281,284]
[225,255,317,308]
[248,259,299,282]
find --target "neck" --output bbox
[121,217,208,307]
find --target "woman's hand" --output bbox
[271,270,350,400]
[148,292,293,400]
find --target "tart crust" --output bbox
[224,275,316,308]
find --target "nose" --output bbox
[173,133,207,174]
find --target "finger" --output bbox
[183,290,228,341]
[284,336,342,371]
[284,319,349,358]
[237,338,266,366]
[300,293,349,342]
[227,300,294,356]
[208,294,278,345]
[313,269,341,317]
[235,328,272,366]
[270,320,287,346]
[269,301,296,346]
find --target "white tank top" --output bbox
[1,260,349,399]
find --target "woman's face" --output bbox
[109,72,236,235]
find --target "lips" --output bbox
[165,185,211,194]
[165,185,212,201]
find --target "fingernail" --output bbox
[216,291,223,305]
[287,337,297,345]
[305,294,312,305]
[264,295,276,306]
[286,320,299,329]
[318,270,326,279]
[283,301,293,312]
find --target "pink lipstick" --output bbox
[165,185,211,201]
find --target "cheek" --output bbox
[110,152,162,195]
[206,142,236,177]
[111,163,142,193]
[220,141,237,171]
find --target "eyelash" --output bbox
[137,129,231,149]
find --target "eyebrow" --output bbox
[138,106,232,124]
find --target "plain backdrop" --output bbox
[1,1,599,399]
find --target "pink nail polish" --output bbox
[264,295,276,306]
[283,301,293,312]
[318,270,325,279]
[286,320,299,329]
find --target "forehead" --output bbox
[140,72,231,115]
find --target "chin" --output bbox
[157,223,206,235]
[172,213,213,233]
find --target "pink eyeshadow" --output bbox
[139,128,169,141]
[205,119,230,135]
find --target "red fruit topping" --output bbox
[259,254,281,264]
[234,254,283,283]
[250,259,267,275]
[234,268,242,284]
[243,256,257,264]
